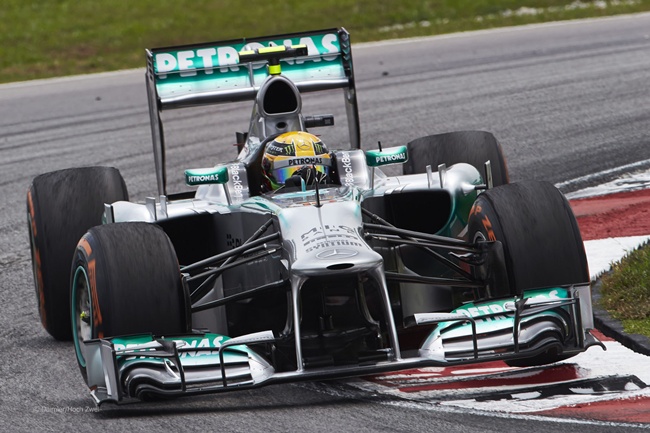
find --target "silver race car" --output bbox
[27,28,603,405]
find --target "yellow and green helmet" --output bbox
[261,131,332,191]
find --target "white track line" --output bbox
[558,161,650,196]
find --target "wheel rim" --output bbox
[71,266,92,367]
[473,231,487,243]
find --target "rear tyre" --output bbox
[467,181,588,366]
[71,222,190,382]
[27,167,128,340]
[403,131,509,187]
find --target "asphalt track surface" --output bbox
[2,13,650,433]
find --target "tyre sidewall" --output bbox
[71,231,107,381]
[467,196,512,298]
[27,189,49,334]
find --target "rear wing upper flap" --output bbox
[146,28,354,109]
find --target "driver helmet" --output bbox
[261,131,332,191]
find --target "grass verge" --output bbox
[599,243,650,338]
[2,0,650,83]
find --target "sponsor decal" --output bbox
[470,204,497,241]
[173,336,226,358]
[27,191,47,326]
[27,190,37,237]
[312,142,325,154]
[340,151,355,187]
[274,157,332,169]
[154,33,340,78]
[266,143,285,154]
[113,335,228,359]
[185,166,228,186]
[289,157,323,166]
[481,216,496,241]
[79,236,103,338]
[374,153,406,164]
[301,225,357,244]
[307,240,363,253]
[226,233,243,249]
[365,145,409,167]
[316,248,359,260]
[458,304,507,322]
[229,163,244,199]
[300,225,363,253]
[452,289,566,325]
[188,174,218,183]
[296,140,313,151]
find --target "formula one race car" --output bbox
[27,28,604,405]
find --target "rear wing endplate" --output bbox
[146,28,359,195]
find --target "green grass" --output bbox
[599,243,650,338]
[2,0,650,83]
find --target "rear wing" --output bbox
[146,28,359,196]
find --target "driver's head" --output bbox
[261,131,331,191]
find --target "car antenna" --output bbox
[313,165,322,208]
[378,141,383,152]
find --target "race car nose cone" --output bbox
[292,247,382,276]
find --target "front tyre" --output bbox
[468,181,588,295]
[467,181,588,367]
[71,222,190,381]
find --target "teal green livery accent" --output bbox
[435,287,570,337]
[111,333,252,369]
[153,33,340,75]
[365,145,408,167]
[150,30,345,103]
[185,166,229,186]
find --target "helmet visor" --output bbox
[273,165,330,185]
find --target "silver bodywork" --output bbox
[82,28,603,405]
[90,160,602,404]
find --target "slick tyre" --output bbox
[467,181,589,367]
[468,181,588,294]
[27,167,128,340]
[71,222,190,382]
[403,131,509,187]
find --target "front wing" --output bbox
[85,284,603,405]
